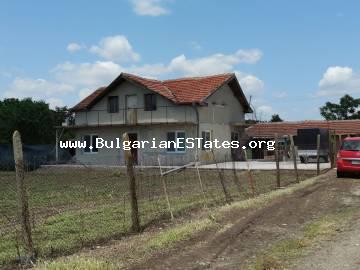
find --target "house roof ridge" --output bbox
[163,73,234,82]
[122,73,178,102]
[122,72,162,82]
[71,72,252,111]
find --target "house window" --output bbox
[144,94,156,111]
[201,130,211,150]
[84,134,98,153]
[167,131,186,153]
[107,96,119,113]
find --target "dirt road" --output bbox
[133,170,360,270]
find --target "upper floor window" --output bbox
[107,96,119,113]
[144,94,157,111]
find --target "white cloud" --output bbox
[130,0,170,16]
[4,43,264,109]
[67,42,85,53]
[90,35,140,63]
[319,66,352,87]
[317,66,360,96]
[3,78,74,109]
[129,49,262,77]
[235,71,264,96]
[256,105,274,120]
[257,105,273,114]
[46,98,64,109]
[168,49,262,76]
[52,61,123,88]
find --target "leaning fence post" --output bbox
[194,153,207,206]
[122,133,140,232]
[231,155,242,195]
[211,150,232,204]
[13,130,35,261]
[157,156,174,220]
[243,150,255,197]
[275,133,281,188]
[289,135,299,183]
[316,134,321,175]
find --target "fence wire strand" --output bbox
[0,151,318,268]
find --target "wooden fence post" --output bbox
[275,133,281,188]
[243,150,256,196]
[194,153,207,206]
[13,131,35,260]
[289,135,299,183]
[231,156,242,195]
[329,131,336,168]
[211,150,232,204]
[157,156,174,220]
[122,133,140,232]
[333,133,338,167]
[316,134,321,175]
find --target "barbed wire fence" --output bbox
[0,131,323,268]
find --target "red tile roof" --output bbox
[71,72,249,111]
[163,74,234,103]
[71,86,106,112]
[246,120,360,137]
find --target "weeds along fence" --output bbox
[0,133,320,268]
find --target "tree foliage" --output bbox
[270,114,283,122]
[0,98,71,144]
[320,94,360,120]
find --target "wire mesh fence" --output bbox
[0,150,319,268]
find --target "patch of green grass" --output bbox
[251,208,355,270]
[145,219,214,252]
[0,168,316,267]
[36,257,117,270]
[303,210,354,240]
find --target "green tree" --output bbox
[320,94,360,120]
[0,98,71,144]
[270,114,283,122]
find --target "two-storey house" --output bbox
[63,72,252,166]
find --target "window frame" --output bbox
[83,134,99,154]
[144,93,157,111]
[166,130,186,153]
[107,96,119,113]
[201,130,212,151]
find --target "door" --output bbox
[126,95,138,124]
[128,133,138,164]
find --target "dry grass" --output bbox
[0,167,316,268]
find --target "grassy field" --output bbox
[0,166,316,268]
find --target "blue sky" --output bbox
[1,0,359,120]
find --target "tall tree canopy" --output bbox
[270,114,283,122]
[0,98,70,144]
[320,94,360,120]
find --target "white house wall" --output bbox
[74,81,197,126]
[197,83,246,162]
[72,81,247,166]
[74,124,197,166]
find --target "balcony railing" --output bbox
[63,106,197,127]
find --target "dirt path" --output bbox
[293,185,360,270]
[131,171,360,269]
[293,219,360,270]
